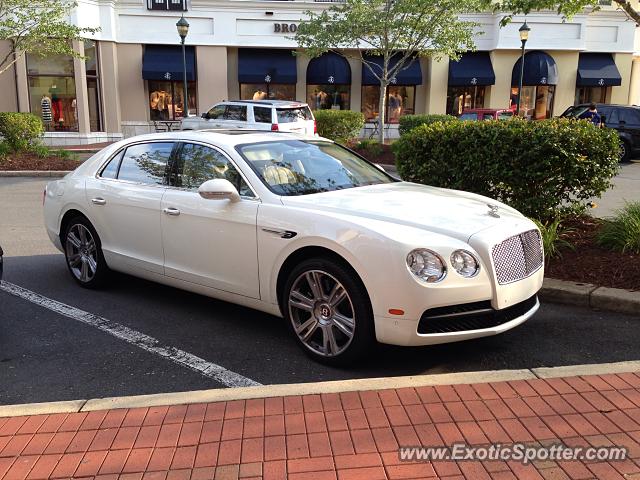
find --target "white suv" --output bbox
[181,100,317,135]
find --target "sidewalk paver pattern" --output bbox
[1,373,640,479]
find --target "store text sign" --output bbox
[274,23,298,33]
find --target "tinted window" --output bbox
[458,113,477,121]
[482,114,494,120]
[497,112,514,120]
[175,143,254,197]
[254,106,272,124]
[117,142,173,185]
[100,150,124,179]
[276,107,312,123]
[606,109,619,124]
[224,105,247,121]
[620,108,640,124]
[207,105,225,119]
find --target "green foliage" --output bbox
[394,118,620,221]
[532,218,575,260]
[0,141,12,158]
[354,139,384,158]
[597,202,640,254]
[398,114,458,136]
[314,110,365,144]
[0,0,99,76]
[0,113,44,152]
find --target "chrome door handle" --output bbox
[91,197,106,206]
[163,207,181,216]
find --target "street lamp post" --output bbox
[516,21,530,117]
[176,15,190,118]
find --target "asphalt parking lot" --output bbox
[1,175,639,406]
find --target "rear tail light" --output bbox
[271,123,279,131]
[313,120,317,135]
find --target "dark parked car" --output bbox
[561,103,640,162]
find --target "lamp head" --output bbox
[519,21,530,42]
[176,15,190,39]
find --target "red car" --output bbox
[458,109,514,121]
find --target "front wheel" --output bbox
[620,139,632,163]
[282,258,375,365]
[63,216,109,288]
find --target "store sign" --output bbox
[470,77,478,85]
[598,78,605,86]
[540,76,547,84]
[148,0,187,11]
[274,23,298,33]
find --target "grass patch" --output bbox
[596,201,640,254]
[532,218,575,260]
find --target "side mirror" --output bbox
[201,112,209,119]
[198,179,240,202]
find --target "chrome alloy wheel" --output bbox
[288,270,356,357]
[65,224,98,283]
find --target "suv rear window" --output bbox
[459,113,477,121]
[276,107,312,123]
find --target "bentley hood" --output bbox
[280,182,529,243]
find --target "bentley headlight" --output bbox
[450,250,480,278]
[406,249,447,283]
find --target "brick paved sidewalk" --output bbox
[1,373,640,480]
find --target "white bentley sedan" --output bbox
[44,130,543,364]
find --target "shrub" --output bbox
[0,112,44,152]
[398,114,457,136]
[314,110,365,144]
[394,118,620,221]
[532,218,575,260]
[596,201,640,254]
[353,139,384,158]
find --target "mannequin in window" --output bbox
[150,90,170,120]
[253,89,267,101]
[41,95,52,129]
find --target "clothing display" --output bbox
[150,90,172,120]
[252,89,267,100]
[40,96,52,125]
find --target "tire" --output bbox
[620,139,632,163]
[282,257,375,366]
[62,216,109,289]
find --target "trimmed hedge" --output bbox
[314,110,365,144]
[398,114,457,136]
[0,112,44,152]
[394,118,620,221]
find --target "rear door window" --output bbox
[620,108,640,125]
[276,107,312,123]
[117,142,174,185]
[458,113,478,121]
[224,105,247,121]
[254,106,273,124]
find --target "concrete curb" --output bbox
[1,361,639,418]
[0,171,71,177]
[539,278,640,316]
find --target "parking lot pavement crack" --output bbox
[0,281,261,388]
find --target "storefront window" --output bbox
[446,87,486,116]
[84,40,103,132]
[240,84,295,101]
[575,87,608,105]
[510,86,555,120]
[361,86,415,123]
[27,54,77,132]
[148,80,197,121]
[306,85,350,111]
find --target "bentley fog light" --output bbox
[406,249,446,283]
[450,250,480,278]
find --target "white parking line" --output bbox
[0,281,261,388]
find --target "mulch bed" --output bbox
[351,143,396,165]
[545,215,640,291]
[0,153,81,171]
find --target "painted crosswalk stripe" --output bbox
[0,281,261,388]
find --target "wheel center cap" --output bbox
[315,303,334,323]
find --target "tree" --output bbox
[491,0,639,25]
[295,0,485,143]
[0,0,98,77]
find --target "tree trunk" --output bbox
[378,82,387,144]
[612,0,640,25]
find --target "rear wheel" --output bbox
[283,258,375,365]
[63,216,109,288]
[620,139,632,163]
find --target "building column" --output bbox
[226,47,239,101]
[72,40,91,135]
[424,56,448,114]
[612,52,634,105]
[197,46,228,111]
[15,53,29,113]
[487,50,520,109]
[549,50,579,115]
[98,41,122,134]
[347,53,361,113]
[630,57,640,106]
[296,50,309,102]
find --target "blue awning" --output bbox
[448,52,495,86]
[361,54,422,86]
[307,52,351,85]
[577,53,621,87]
[511,51,558,86]
[142,45,196,82]
[238,49,297,84]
